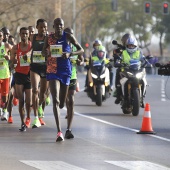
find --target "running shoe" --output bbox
[0,108,2,117]
[32,118,41,128]
[65,130,74,139]
[39,118,46,125]
[19,124,26,132]
[38,105,44,118]
[8,116,13,123]
[113,89,117,97]
[1,109,8,121]
[56,132,64,142]
[25,117,31,128]
[13,97,19,106]
[45,96,51,106]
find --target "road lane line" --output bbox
[161,77,166,101]
[20,161,87,170]
[64,109,170,143]
[105,161,170,170]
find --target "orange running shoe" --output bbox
[13,98,19,106]
[8,116,13,123]
[39,118,46,125]
[25,118,31,128]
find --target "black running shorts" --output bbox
[15,72,31,89]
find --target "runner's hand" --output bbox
[4,55,10,60]
[62,52,70,59]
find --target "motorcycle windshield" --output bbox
[91,61,105,77]
[92,61,102,66]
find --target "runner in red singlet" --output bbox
[11,27,32,132]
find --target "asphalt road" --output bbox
[0,70,170,170]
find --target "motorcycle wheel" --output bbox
[123,108,131,114]
[96,86,102,106]
[132,89,140,116]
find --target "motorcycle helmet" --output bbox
[126,36,138,54]
[121,33,131,46]
[96,45,106,60]
[93,39,102,50]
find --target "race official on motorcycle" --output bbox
[115,36,146,105]
[113,33,131,98]
[87,45,110,88]
[91,40,113,90]
[84,39,102,92]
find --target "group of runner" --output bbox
[0,17,84,142]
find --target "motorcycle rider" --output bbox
[84,39,102,92]
[115,36,146,106]
[113,33,130,99]
[88,45,110,88]
[85,40,114,92]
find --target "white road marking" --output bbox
[20,161,87,170]
[161,78,166,101]
[63,109,170,143]
[105,161,170,170]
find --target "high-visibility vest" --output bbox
[122,50,140,64]
[91,56,109,65]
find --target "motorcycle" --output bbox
[117,60,148,116]
[86,59,111,106]
[112,40,151,116]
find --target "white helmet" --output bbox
[126,36,138,53]
[93,39,102,49]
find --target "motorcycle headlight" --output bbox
[100,73,105,79]
[136,72,143,79]
[91,73,98,79]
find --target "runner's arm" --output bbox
[77,54,84,66]
[42,36,49,59]
[10,45,18,69]
[68,34,84,56]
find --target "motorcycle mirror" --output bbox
[145,55,153,60]
[155,63,161,67]
[112,40,118,45]
[115,49,121,53]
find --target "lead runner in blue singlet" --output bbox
[42,18,84,142]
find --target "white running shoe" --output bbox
[0,108,3,117]
[1,109,8,121]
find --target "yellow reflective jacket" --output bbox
[91,56,110,65]
[122,50,140,64]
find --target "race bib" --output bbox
[50,45,62,57]
[0,58,5,70]
[19,53,31,66]
[32,51,45,63]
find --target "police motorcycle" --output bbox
[86,46,111,106]
[113,40,151,116]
